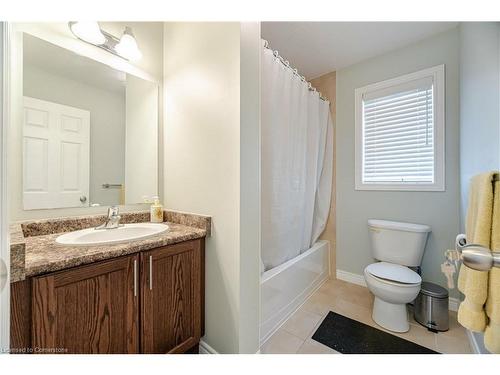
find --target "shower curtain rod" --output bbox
[262,39,328,102]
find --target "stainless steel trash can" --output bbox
[414,282,449,332]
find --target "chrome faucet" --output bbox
[96,206,123,230]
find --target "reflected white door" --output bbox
[23,96,90,209]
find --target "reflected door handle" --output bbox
[80,195,87,203]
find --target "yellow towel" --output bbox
[457,172,495,332]
[485,179,500,353]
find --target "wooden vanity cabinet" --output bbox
[141,240,203,353]
[32,254,140,354]
[11,238,205,354]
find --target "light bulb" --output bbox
[115,27,142,61]
[69,22,106,45]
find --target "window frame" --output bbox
[354,64,445,192]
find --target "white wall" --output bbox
[23,65,126,207]
[163,22,260,354]
[336,28,461,297]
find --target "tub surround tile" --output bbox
[9,210,211,281]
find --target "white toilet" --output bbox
[364,219,431,333]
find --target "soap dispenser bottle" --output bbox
[150,196,163,223]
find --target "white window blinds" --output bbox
[362,77,434,184]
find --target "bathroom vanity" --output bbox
[6,25,213,354]
[9,211,210,354]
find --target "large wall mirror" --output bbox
[21,33,159,210]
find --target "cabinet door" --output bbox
[141,240,202,353]
[32,254,139,354]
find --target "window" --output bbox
[355,65,445,191]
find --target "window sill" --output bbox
[354,183,445,192]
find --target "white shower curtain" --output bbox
[261,44,334,271]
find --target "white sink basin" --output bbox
[55,223,169,246]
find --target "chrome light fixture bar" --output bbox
[69,22,142,61]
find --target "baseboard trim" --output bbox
[336,269,367,287]
[199,339,218,354]
[198,340,261,354]
[337,269,459,311]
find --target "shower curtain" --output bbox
[261,43,334,271]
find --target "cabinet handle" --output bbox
[149,255,153,290]
[134,259,138,297]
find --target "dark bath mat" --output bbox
[311,311,439,354]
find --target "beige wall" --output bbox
[163,22,260,354]
[310,71,336,278]
[238,22,261,353]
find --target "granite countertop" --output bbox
[24,222,206,277]
[10,223,26,283]
[10,210,211,282]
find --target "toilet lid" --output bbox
[366,262,422,284]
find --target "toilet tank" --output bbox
[368,219,431,267]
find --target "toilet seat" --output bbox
[366,262,421,285]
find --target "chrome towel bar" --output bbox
[102,183,123,189]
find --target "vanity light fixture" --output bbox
[68,22,142,61]
[115,27,142,61]
[69,21,106,45]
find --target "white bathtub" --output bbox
[260,240,330,345]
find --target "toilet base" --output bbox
[372,297,410,333]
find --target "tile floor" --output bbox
[261,278,472,354]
